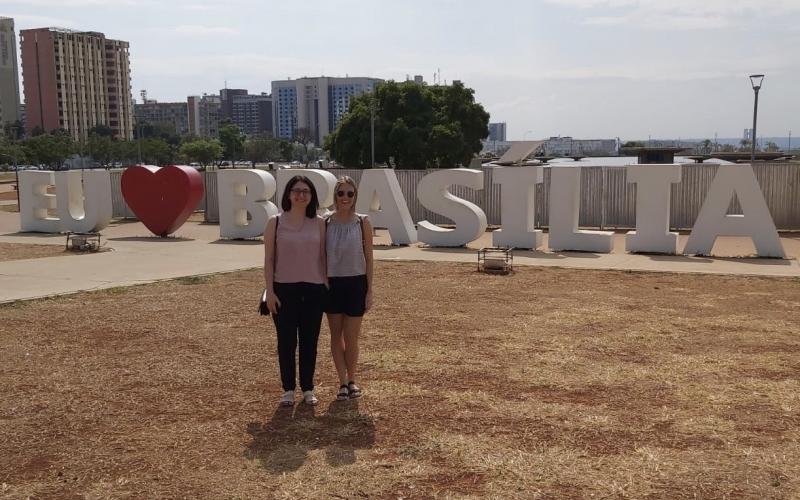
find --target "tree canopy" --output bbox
[324,80,489,169]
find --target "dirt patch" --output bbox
[0,242,84,262]
[1,262,799,498]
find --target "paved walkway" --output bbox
[0,211,798,303]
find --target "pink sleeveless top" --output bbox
[273,214,325,284]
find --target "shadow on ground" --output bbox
[245,399,375,473]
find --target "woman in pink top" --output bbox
[263,175,327,407]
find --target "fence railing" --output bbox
[110,164,800,231]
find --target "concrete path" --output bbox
[0,211,798,303]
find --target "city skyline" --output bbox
[2,0,798,140]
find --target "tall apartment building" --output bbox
[488,122,507,142]
[134,100,189,136]
[20,27,133,140]
[272,76,382,145]
[220,88,273,136]
[0,17,21,127]
[187,94,221,137]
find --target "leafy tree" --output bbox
[325,80,489,169]
[293,127,315,166]
[622,141,645,148]
[243,136,282,166]
[739,138,752,151]
[23,131,74,169]
[87,133,116,166]
[219,119,245,164]
[279,140,294,161]
[140,138,175,165]
[180,139,223,166]
[3,120,25,141]
[0,138,27,166]
[765,141,779,152]
[88,124,115,138]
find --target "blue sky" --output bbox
[4,0,799,140]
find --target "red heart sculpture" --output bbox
[121,165,204,237]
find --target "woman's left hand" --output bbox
[365,292,373,312]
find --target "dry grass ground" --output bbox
[0,243,71,262]
[1,262,799,499]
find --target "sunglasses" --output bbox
[336,190,355,198]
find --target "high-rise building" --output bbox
[134,100,189,136]
[0,17,21,127]
[488,122,507,142]
[271,76,382,145]
[20,27,133,140]
[187,94,221,137]
[220,88,273,136]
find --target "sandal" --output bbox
[280,390,295,407]
[336,385,350,401]
[302,390,319,406]
[347,381,362,399]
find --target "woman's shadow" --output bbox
[244,399,375,473]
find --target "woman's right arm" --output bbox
[263,215,281,314]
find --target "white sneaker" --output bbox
[280,390,295,407]
[302,390,319,406]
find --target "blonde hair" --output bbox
[333,176,358,214]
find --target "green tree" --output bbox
[140,138,175,165]
[23,131,74,169]
[180,139,223,166]
[325,80,489,169]
[243,136,282,166]
[765,141,779,152]
[218,119,245,164]
[87,133,116,166]
[0,138,27,166]
[88,124,115,138]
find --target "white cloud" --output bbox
[547,0,800,29]
[173,25,239,35]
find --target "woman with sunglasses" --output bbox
[325,176,374,401]
[263,175,327,407]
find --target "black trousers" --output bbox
[271,282,326,392]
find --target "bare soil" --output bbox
[0,243,73,262]
[1,262,799,499]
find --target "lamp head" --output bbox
[749,74,765,90]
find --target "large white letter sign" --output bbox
[492,166,543,249]
[548,167,613,252]
[684,164,785,258]
[19,170,59,232]
[417,168,487,247]
[54,170,112,233]
[218,169,278,239]
[355,168,417,245]
[276,168,337,214]
[625,164,681,254]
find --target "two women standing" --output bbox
[263,175,373,407]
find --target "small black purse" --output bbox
[259,288,270,316]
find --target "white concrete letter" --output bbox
[417,168,487,247]
[355,168,417,244]
[54,170,112,233]
[19,170,59,232]
[492,166,543,249]
[548,167,613,252]
[684,164,785,258]
[625,164,681,254]
[218,169,278,239]
[276,168,337,214]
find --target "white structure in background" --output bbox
[19,170,111,232]
[492,166,543,249]
[218,169,278,239]
[625,165,682,254]
[548,167,614,253]
[275,168,337,215]
[417,169,487,247]
[684,165,785,258]
[272,76,382,146]
[355,169,417,245]
[543,136,618,156]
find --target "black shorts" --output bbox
[325,274,368,317]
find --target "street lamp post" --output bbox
[749,74,764,162]
[370,95,375,168]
